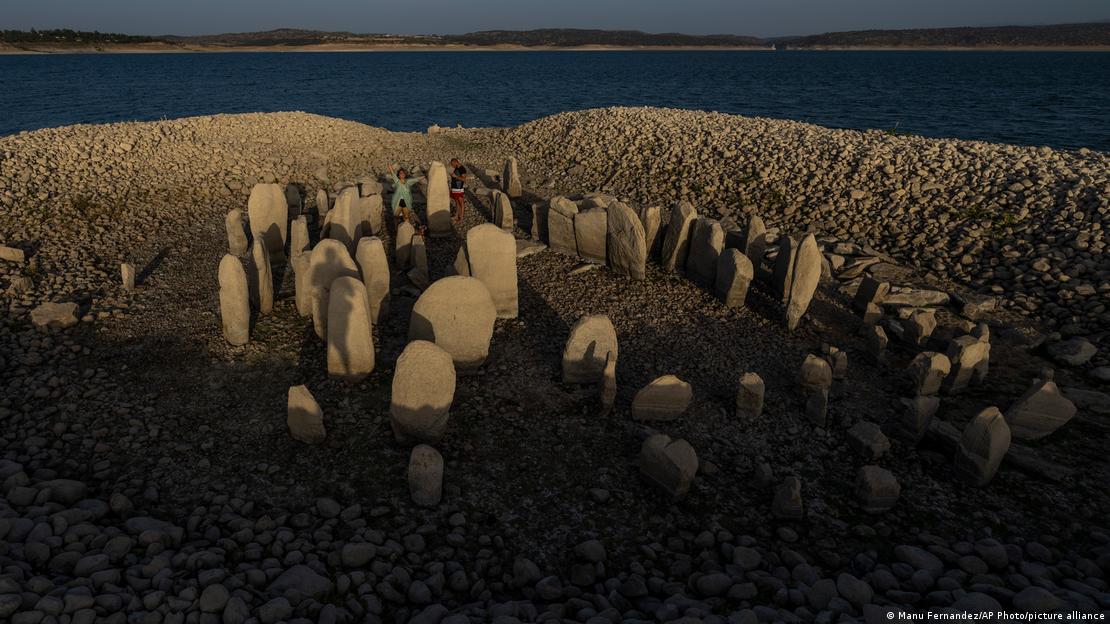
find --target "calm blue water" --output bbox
[1,51,1108,151]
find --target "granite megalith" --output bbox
[639,434,698,499]
[716,249,753,308]
[326,276,375,382]
[631,375,693,421]
[409,276,497,370]
[287,385,326,445]
[562,315,619,384]
[607,202,647,280]
[391,340,457,443]
[463,224,518,318]
[660,201,697,272]
[408,445,444,507]
[308,239,360,340]
[247,183,288,258]
[355,237,390,324]
[425,161,453,237]
[218,254,250,346]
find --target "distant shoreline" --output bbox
[3,42,1110,55]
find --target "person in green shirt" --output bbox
[388,164,426,229]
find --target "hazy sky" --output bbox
[3,0,1106,38]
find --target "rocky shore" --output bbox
[0,109,1107,623]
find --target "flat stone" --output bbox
[409,276,497,370]
[408,445,444,507]
[562,314,618,384]
[660,201,696,272]
[631,375,693,421]
[247,183,288,257]
[30,301,80,331]
[607,201,647,280]
[1005,378,1077,441]
[1046,337,1097,367]
[516,239,547,258]
[391,340,456,443]
[574,207,608,264]
[716,248,753,308]
[287,385,326,444]
[956,407,1011,487]
[883,289,950,307]
[639,434,698,499]
[327,276,375,382]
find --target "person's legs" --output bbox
[452,194,465,223]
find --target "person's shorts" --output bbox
[450,188,464,197]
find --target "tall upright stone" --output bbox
[574,208,608,264]
[285,185,302,220]
[660,201,697,272]
[716,249,753,308]
[686,217,725,288]
[329,187,361,252]
[492,190,514,231]
[463,224,518,318]
[290,216,310,258]
[503,156,522,198]
[907,352,951,396]
[249,239,274,314]
[562,315,618,384]
[395,220,416,270]
[956,407,1011,487]
[326,276,375,382]
[308,239,360,340]
[408,445,444,507]
[547,197,579,256]
[287,385,325,445]
[248,183,288,258]
[531,202,549,242]
[391,340,457,442]
[355,237,390,324]
[292,252,312,317]
[742,215,767,266]
[607,202,647,280]
[408,234,430,290]
[637,205,663,259]
[357,193,384,238]
[800,354,832,427]
[945,335,991,394]
[897,395,940,444]
[225,209,249,256]
[315,189,330,220]
[218,254,250,346]
[785,234,821,331]
[853,277,890,313]
[736,372,765,420]
[639,434,698,499]
[120,263,135,291]
[425,161,453,237]
[771,235,797,304]
[409,276,497,370]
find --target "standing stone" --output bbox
[547,197,579,256]
[531,202,548,242]
[218,255,250,346]
[290,216,310,258]
[355,237,390,324]
[492,190,514,231]
[409,276,497,370]
[574,208,608,264]
[326,277,375,382]
[716,249,754,308]
[425,161,452,237]
[249,240,274,314]
[292,253,312,317]
[631,375,693,421]
[742,215,767,266]
[285,185,302,219]
[607,202,647,280]
[770,235,797,303]
[772,476,804,519]
[315,189,330,220]
[120,263,135,291]
[637,205,663,259]
[907,352,951,396]
[800,354,832,427]
[945,335,991,394]
[639,434,698,499]
[855,466,900,513]
[503,157,523,198]
[287,385,325,445]
[825,346,849,380]
[866,325,889,365]
[248,183,289,257]
[408,445,444,507]
[328,187,361,252]
[686,217,725,288]
[600,353,617,410]
[660,202,697,272]
[407,235,430,290]
[391,341,457,442]
[956,407,1011,487]
[904,309,937,346]
[225,209,249,256]
[736,372,765,420]
[786,234,821,331]
[464,224,518,318]
[862,302,883,327]
[1004,374,1077,441]
[897,395,941,444]
[853,277,890,313]
[395,220,416,270]
[308,239,360,340]
[562,315,619,384]
[357,194,383,238]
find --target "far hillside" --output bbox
[775,22,1110,48]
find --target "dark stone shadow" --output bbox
[136,246,171,286]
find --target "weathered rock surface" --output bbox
[800,354,833,426]
[770,234,797,304]
[547,196,579,256]
[408,444,444,507]
[785,233,821,331]
[606,201,647,280]
[409,276,497,370]
[391,340,457,443]
[736,372,765,420]
[1005,376,1077,441]
[855,466,900,513]
[247,183,288,257]
[308,239,360,340]
[248,239,273,314]
[639,434,698,499]
[355,236,390,324]
[326,276,375,382]
[287,385,325,444]
[425,161,452,237]
[956,407,1011,487]
[907,352,951,396]
[562,314,619,384]
[491,189,514,230]
[715,249,753,308]
[217,255,249,345]
[631,375,693,421]
[503,156,523,197]
[660,201,696,272]
[225,209,249,256]
[462,224,518,318]
[574,208,608,265]
[686,217,724,288]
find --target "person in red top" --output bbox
[449,158,467,224]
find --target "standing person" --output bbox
[388,164,425,231]
[449,158,467,224]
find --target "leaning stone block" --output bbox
[660,201,696,272]
[716,249,753,308]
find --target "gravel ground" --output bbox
[0,110,1108,623]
